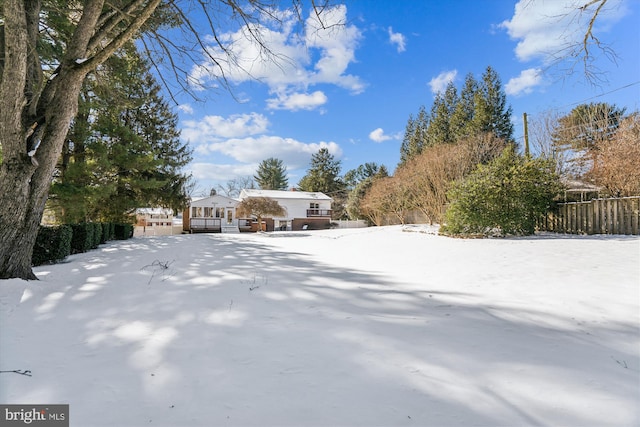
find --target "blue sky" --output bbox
[170,0,640,195]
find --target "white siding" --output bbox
[237,189,332,221]
[271,198,331,220]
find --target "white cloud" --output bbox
[181,113,269,141]
[183,112,342,177]
[189,5,364,111]
[388,27,406,53]
[369,128,400,143]
[191,162,257,182]
[429,70,458,94]
[267,91,328,111]
[195,136,341,169]
[506,68,543,95]
[500,0,627,64]
[178,104,194,115]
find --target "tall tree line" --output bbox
[364,66,514,226]
[399,66,513,166]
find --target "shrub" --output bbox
[32,225,72,266]
[100,223,110,244]
[90,223,102,249]
[114,223,134,240]
[442,147,563,237]
[106,222,116,241]
[70,223,94,254]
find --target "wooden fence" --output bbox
[539,196,640,235]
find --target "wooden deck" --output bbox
[190,218,222,233]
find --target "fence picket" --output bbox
[539,197,640,235]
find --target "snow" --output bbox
[1,225,639,427]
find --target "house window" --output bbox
[204,207,213,217]
[192,207,203,217]
[310,203,319,209]
[216,207,225,218]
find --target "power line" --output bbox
[558,81,640,111]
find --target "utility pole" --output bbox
[523,112,530,157]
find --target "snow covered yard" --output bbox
[1,225,638,427]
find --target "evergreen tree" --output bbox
[553,102,625,154]
[450,73,478,141]
[51,89,99,223]
[399,66,514,169]
[425,82,458,147]
[471,66,514,143]
[254,158,289,190]
[552,102,625,179]
[344,162,388,190]
[298,148,344,194]
[49,47,192,223]
[344,163,389,220]
[399,114,416,166]
[399,106,429,165]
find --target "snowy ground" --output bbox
[1,225,639,427]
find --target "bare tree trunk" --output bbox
[0,0,95,279]
[0,70,85,279]
[0,0,39,279]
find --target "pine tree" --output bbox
[344,163,388,220]
[298,148,344,194]
[254,158,289,190]
[399,66,514,171]
[450,73,478,141]
[472,66,514,143]
[49,46,192,223]
[425,82,458,146]
[399,114,416,166]
[344,162,388,189]
[553,102,625,154]
[552,102,625,179]
[399,106,429,165]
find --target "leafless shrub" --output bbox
[591,114,640,196]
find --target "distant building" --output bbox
[136,208,174,227]
[562,179,601,202]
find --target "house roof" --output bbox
[189,194,239,206]
[136,207,172,215]
[240,189,332,201]
[562,179,602,192]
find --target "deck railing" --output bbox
[190,218,222,230]
[307,209,332,217]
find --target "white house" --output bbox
[238,189,333,231]
[183,193,240,233]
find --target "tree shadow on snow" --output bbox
[1,233,638,427]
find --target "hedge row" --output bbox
[32,222,134,266]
